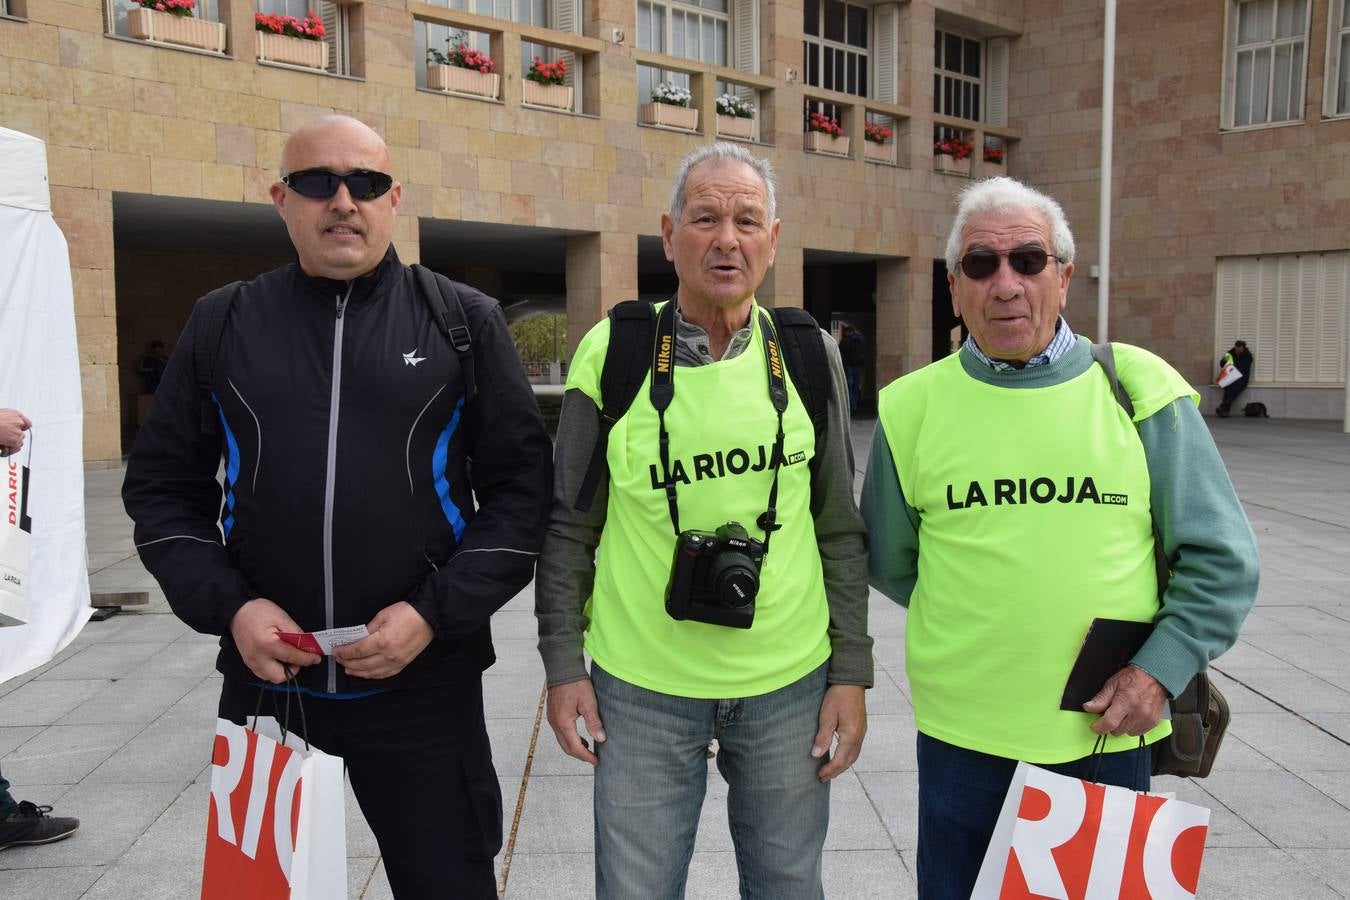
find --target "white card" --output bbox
[312,624,369,655]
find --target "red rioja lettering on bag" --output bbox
[204,723,305,897]
[994,765,1208,899]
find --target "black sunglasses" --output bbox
[281,168,394,201]
[958,247,1063,280]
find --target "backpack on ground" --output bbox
[1090,342,1230,779]
[572,300,831,514]
[191,265,476,436]
[1243,402,1269,418]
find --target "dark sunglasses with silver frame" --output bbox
[958,247,1065,280]
[280,168,394,202]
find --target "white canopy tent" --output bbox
[0,126,92,684]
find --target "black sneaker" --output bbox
[0,801,80,850]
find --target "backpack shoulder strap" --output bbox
[770,307,830,474]
[193,281,242,435]
[573,300,656,512]
[1091,341,1168,598]
[412,264,476,403]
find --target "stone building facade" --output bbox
[1,0,1346,465]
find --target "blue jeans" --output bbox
[591,662,830,900]
[916,732,1151,900]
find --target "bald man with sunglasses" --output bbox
[123,116,551,898]
[859,177,1258,899]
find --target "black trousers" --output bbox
[219,677,502,900]
[1218,376,1248,413]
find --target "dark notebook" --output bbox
[1059,618,1154,712]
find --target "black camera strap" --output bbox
[649,301,789,552]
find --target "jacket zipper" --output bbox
[323,283,355,692]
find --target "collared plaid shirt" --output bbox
[963,317,1077,371]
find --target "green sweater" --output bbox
[861,337,1260,698]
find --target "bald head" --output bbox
[271,115,402,280]
[281,115,393,179]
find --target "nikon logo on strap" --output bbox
[945,475,1126,510]
[656,334,673,374]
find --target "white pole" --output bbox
[1097,0,1116,344]
[1343,321,1349,432]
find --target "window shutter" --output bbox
[733,0,758,73]
[985,35,1008,125]
[321,2,347,75]
[1325,0,1346,117]
[871,2,897,102]
[1220,1,1239,128]
[1320,253,1349,382]
[550,0,579,102]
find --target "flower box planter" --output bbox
[427,65,500,99]
[716,114,754,140]
[864,140,896,164]
[257,32,327,70]
[522,81,573,111]
[127,8,226,53]
[933,154,972,176]
[804,132,850,157]
[640,103,698,131]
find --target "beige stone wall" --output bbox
[1013,0,1350,386]
[3,0,1032,463]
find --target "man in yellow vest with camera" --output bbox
[861,177,1259,899]
[536,143,871,899]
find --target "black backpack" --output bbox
[572,300,832,513]
[191,265,476,436]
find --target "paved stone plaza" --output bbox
[2,415,1348,898]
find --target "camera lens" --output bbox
[711,555,758,608]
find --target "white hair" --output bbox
[943,176,1076,272]
[669,143,777,223]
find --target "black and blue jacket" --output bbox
[123,248,552,693]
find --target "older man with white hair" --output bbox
[861,177,1259,898]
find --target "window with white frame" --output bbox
[1327,0,1350,116]
[1215,252,1349,385]
[1224,0,1310,128]
[934,28,981,121]
[804,0,869,98]
[257,0,351,74]
[106,0,221,38]
[636,0,732,106]
[417,0,579,89]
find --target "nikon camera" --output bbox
[664,522,766,629]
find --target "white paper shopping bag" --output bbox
[201,717,347,900]
[0,442,33,626]
[972,760,1210,899]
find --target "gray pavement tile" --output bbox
[0,642,89,700]
[0,865,104,898]
[359,858,394,899]
[0,678,107,725]
[1211,639,1289,671]
[159,676,226,727]
[1,723,143,785]
[1232,670,1350,714]
[823,771,894,851]
[1201,772,1350,849]
[1227,712,1350,773]
[1196,848,1342,898]
[348,856,379,898]
[865,669,913,715]
[502,852,593,899]
[122,640,224,680]
[81,859,201,900]
[487,714,547,778]
[490,609,540,644]
[80,612,193,644]
[85,717,213,784]
[1300,770,1350,809]
[511,775,595,854]
[489,638,548,679]
[117,782,209,868]
[1241,632,1350,674]
[1160,779,1275,849]
[685,850,748,897]
[1303,712,1350,743]
[483,673,547,719]
[39,642,171,681]
[1232,607,1301,635]
[1205,733,1283,773]
[857,771,918,850]
[0,725,41,756]
[1286,848,1350,892]
[344,777,381,859]
[1209,671,1285,716]
[823,849,915,898]
[0,781,183,868]
[56,676,204,726]
[851,714,917,773]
